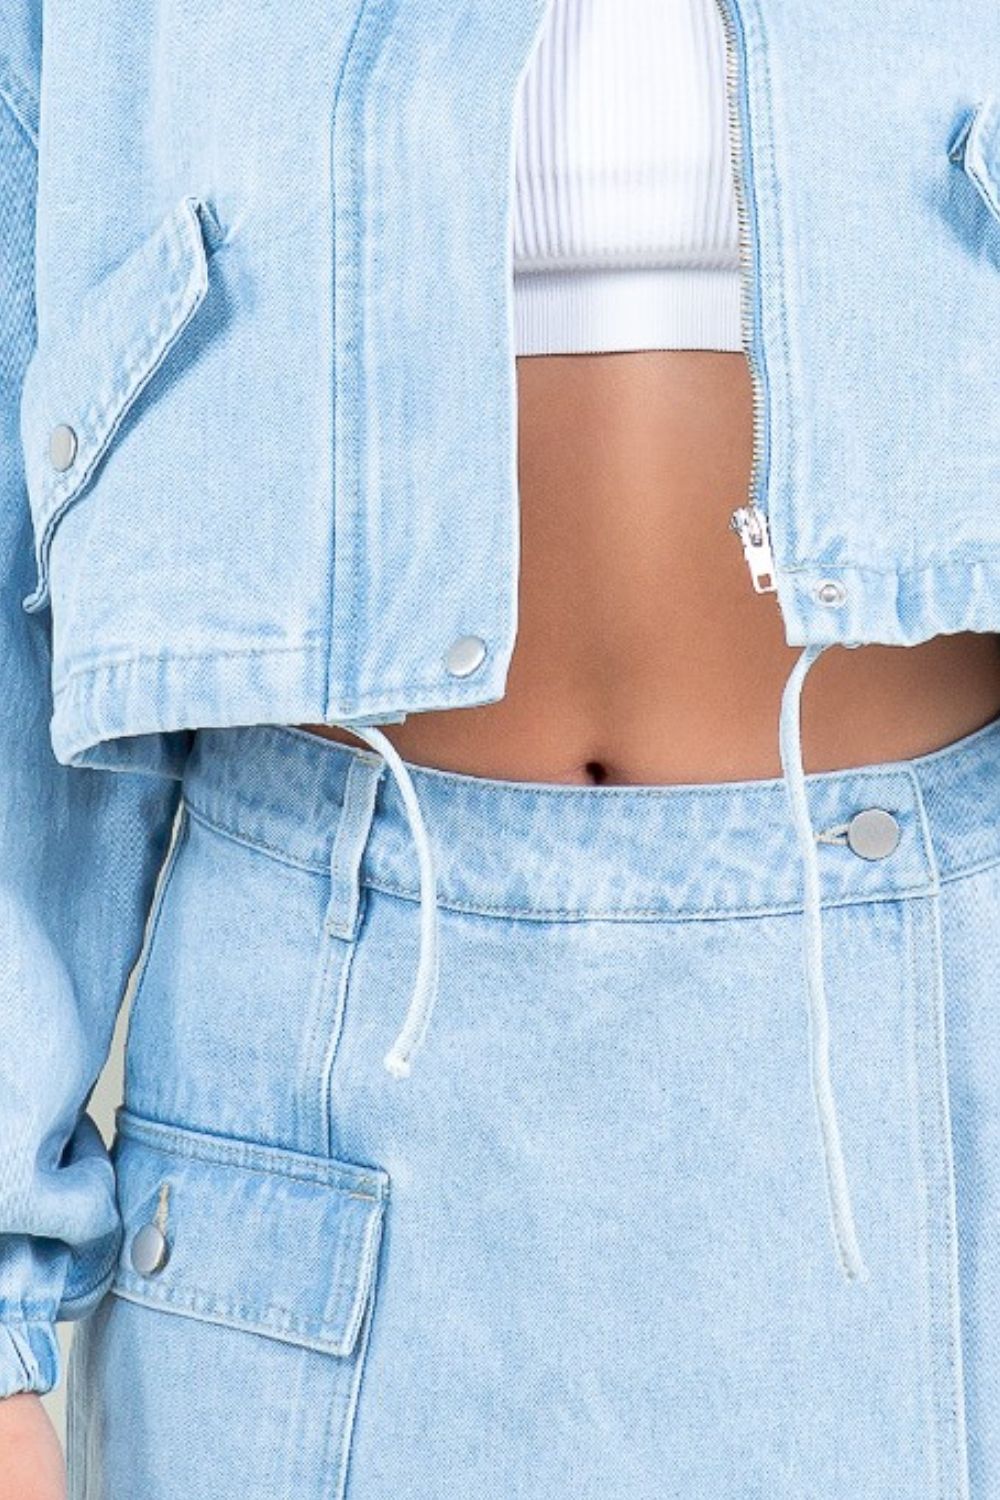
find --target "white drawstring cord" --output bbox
[778,644,868,1283]
[352,661,869,1278]
[343,724,441,1079]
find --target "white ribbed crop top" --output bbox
[511,0,743,355]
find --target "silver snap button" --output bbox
[846,808,901,861]
[49,424,78,472]
[130,1221,169,1276]
[814,579,847,608]
[444,634,487,678]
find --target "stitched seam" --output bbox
[49,638,500,702]
[913,897,955,1500]
[182,800,331,874]
[108,1284,357,1353]
[783,549,1000,577]
[938,851,1000,886]
[37,276,199,514]
[333,1244,382,1498]
[178,803,946,920]
[125,803,191,1043]
[116,1114,386,1196]
[53,638,325,690]
[740,0,785,551]
[322,918,365,1161]
[112,1254,366,1336]
[31,232,206,604]
[0,72,38,151]
[360,876,939,923]
[178,803,939,920]
[327,0,392,710]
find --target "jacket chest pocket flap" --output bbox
[949,94,1000,227]
[108,1107,389,1359]
[19,195,218,615]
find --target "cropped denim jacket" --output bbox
[0,0,998,1397]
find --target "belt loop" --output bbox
[323,753,384,941]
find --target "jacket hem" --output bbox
[51,642,510,775]
[776,556,1000,648]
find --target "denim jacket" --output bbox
[1,0,998,1397]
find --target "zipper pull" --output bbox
[729,504,777,594]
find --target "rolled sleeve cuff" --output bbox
[0,1319,61,1399]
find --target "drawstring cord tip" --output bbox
[336,721,441,1086]
[383,1050,413,1080]
[843,1253,870,1285]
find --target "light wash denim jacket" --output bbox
[0,0,998,1397]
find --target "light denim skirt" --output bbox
[67,716,1000,1498]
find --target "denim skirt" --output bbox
[66,716,1000,1498]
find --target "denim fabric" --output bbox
[0,1,998,774]
[0,64,182,1400]
[59,717,1000,1497]
[1,0,1000,1417]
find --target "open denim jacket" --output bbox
[0,0,998,1397]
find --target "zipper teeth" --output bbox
[712,0,765,523]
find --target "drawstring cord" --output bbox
[342,724,441,1079]
[778,644,868,1283]
[348,648,868,1280]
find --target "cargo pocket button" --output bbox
[130,1221,169,1276]
[49,424,78,472]
[445,634,487,678]
[846,808,900,861]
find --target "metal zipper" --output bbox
[712,0,776,594]
[730,503,775,592]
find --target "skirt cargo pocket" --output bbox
[67,1106,389,1500]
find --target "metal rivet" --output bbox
[444,634,487,678]
[49,424,78,472]
[814,579,847,608]
[846,808,901,861]
[130,1221,169,1277]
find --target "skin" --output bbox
[0,1395,65,1500]
[301,349,1000,780]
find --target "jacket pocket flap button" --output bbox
[49,424,78,472]
[130,1221,170,1276]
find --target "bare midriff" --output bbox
[298,349,1000,785]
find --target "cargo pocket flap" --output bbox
[109,1108,389,1359]
[948,94,1000,226]
[20,195,216,613]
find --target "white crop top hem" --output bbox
[511,0,743,356]
[513,266,744,356]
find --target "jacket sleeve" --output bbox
[0,19,183,1398]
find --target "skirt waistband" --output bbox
[182,711,1000,923]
